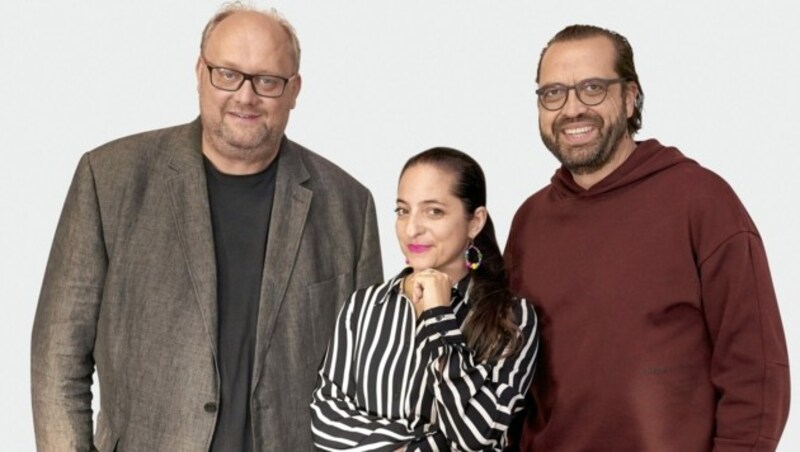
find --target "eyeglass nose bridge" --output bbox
[223,74,282,98]
[557,85,608,111]
[235,74,261,95]
[559,86,584,111]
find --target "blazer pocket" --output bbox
[307,272,353,357]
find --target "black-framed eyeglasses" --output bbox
[535,78,626,111]
[205,61,295,98]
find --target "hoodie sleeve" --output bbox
[700,232,790,452]
[691,178,790,452]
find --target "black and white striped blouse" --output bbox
[310,269,538,451]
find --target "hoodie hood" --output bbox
[551,139,695,198]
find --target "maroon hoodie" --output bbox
[505,139,789,451]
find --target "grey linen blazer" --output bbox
[31,119,383,451]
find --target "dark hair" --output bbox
[401,147,520,362]
[536,24,644,136]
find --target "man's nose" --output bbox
[233,79,260,104]
[561,88,588,117]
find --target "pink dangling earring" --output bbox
[464,241,483,270]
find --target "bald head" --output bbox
[201,4,301,72]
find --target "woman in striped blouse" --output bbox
[310,147,538,451]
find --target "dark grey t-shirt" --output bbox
[204,155,278,452]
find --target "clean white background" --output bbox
[2,1,797,449]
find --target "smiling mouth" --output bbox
[407,244,431,254]
[564,126,593,136]
[229,112,260,119]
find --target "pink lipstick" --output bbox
[407,244,431,254]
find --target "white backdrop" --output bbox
[2,1,798,449]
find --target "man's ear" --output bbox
[625,82,639,119]
[288,73,302,109]
[195,56,205,92]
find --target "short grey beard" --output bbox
[542,109,628,175]
[222,122,275,151]
[207,121,280,164]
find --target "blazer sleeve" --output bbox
[31,154,106,451]
[413,300,539,451]
[355,192,383,290]
[310,292,423,451]
[700,232,790,452]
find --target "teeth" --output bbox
[565,126,592,135]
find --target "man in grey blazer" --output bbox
[31,5,382,451]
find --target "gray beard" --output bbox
[202,117,280,165]
[218,121,275,154]
[541,109,628,176]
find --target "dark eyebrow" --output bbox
[538,82,566,88]
[395,198,446,206]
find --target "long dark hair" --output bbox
[401,147,520,362]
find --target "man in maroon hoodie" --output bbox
[505,25,790,451]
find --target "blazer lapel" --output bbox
[252,139,312,379]
[166,120,219,359]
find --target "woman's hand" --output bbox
[405,269,452,318]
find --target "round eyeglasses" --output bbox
[536,78,626,111]
[205,62,295,98]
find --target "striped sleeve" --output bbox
[415,299,539,451]
[310,287,423,451]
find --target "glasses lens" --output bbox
[210,67,244,91]
[576,80,609,106]
[251,76,286,97]
[539,86,568,111]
